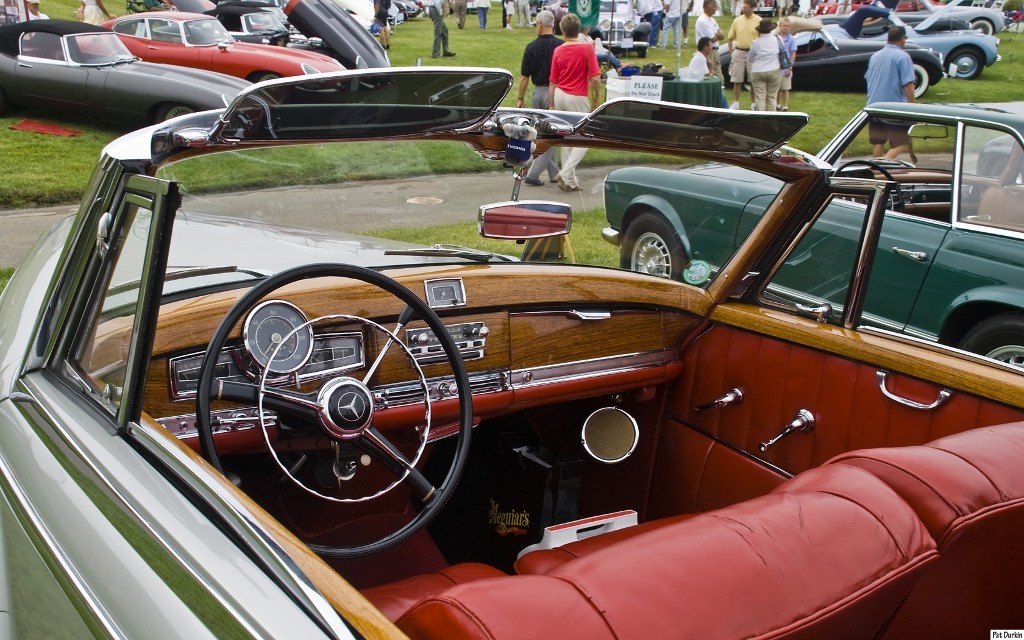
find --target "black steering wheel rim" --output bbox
[196,263,474,558]
[835,159,905,212]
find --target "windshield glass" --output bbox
[66,32,134,64]
[183,18,234,45]
[154,138,788,293]
[600,0,633,14]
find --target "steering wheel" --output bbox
[195,263,474,558]
[835,159,905,212]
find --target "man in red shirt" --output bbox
[549,13,600,192]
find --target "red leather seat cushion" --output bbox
[361,562,506,623]
[827,422,1024,638]
[513,513,695,575]
[399,464,937,639]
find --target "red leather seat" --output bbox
[360,563,506,623]
[396,464,938,639]
[828,422,1024,640]
[513,513,694,574]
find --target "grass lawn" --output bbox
[1,7,1022,290]
[2,7,1023,209]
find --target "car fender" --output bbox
[623,193,693,257]
[940,285,1024,343]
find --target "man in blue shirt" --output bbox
[864,26,916,159]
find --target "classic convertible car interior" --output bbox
[6,69,1024,638]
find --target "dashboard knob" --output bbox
[437,381,459,396]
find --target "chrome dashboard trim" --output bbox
[511,348,679,388]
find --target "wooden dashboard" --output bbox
[139,263,706,451]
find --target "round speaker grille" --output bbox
[581,407,639,464]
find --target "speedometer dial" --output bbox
[243,301,314,374]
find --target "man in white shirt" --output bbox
[26,0,50,19]
[429,0,456,58]
[695,0,723,80]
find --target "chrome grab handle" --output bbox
[876,370,952,410]
[892,246,929,262]
[568,310,612,321]
[795,303,833,323]
[759,409,815,452]
[695,388,744,412]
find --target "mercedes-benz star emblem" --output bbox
[336,392,367,423]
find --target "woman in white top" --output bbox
[79,0,115,24]
[748,18,782,112]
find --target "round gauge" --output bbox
[242,300,314,374]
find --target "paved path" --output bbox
[0,166,618,270]
[0,204,79,269]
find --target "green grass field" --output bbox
[1,7,1022,209]
[1,7,1022,291]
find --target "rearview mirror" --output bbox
[478,201,572,240]
[909,123,949,140]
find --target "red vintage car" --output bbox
[103,11,343,82]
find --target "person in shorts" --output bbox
[868,121,912,160]
[726,0,759,109]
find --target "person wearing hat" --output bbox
[25,0,49,20]
[726,0,760,109]
[748,17,783,112]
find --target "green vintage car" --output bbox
[603,101,1024,365]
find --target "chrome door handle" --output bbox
[795,303,833,323]
[759,409,814,452]
[892,247,928,262]
[695,388,744,412]
[876,370,952,410]
[567,310,611,321]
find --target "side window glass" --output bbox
[150,19,182,43]
[20,32,65,61]
[759,194,871,324]
[70,202,153,416]
[960,126,1024,231]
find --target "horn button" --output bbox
[317,378,374,439]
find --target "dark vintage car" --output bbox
[720,21,944,98]
[206,2,292,46]
[0,20,250,124]
[104,12,344,82]
[3,69,1024,638]
[284,0,389,68]
[604,101,1024,366]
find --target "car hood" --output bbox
[283,0,389,69]
[125,60,252,94]
[217,39,345,67]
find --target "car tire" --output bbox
[912,63,930,99]
[0,88,9,117]
[637,47,647,59]
[248,71,282,83]
[946,47,983,80]
[155,103,195,123]
[620,211,686,280]
[958,312,1024,368]
[969,18,995,35]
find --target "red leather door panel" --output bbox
[668,324,1024,476]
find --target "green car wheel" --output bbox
[959,312,1024,368]
[621,212,686,281]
